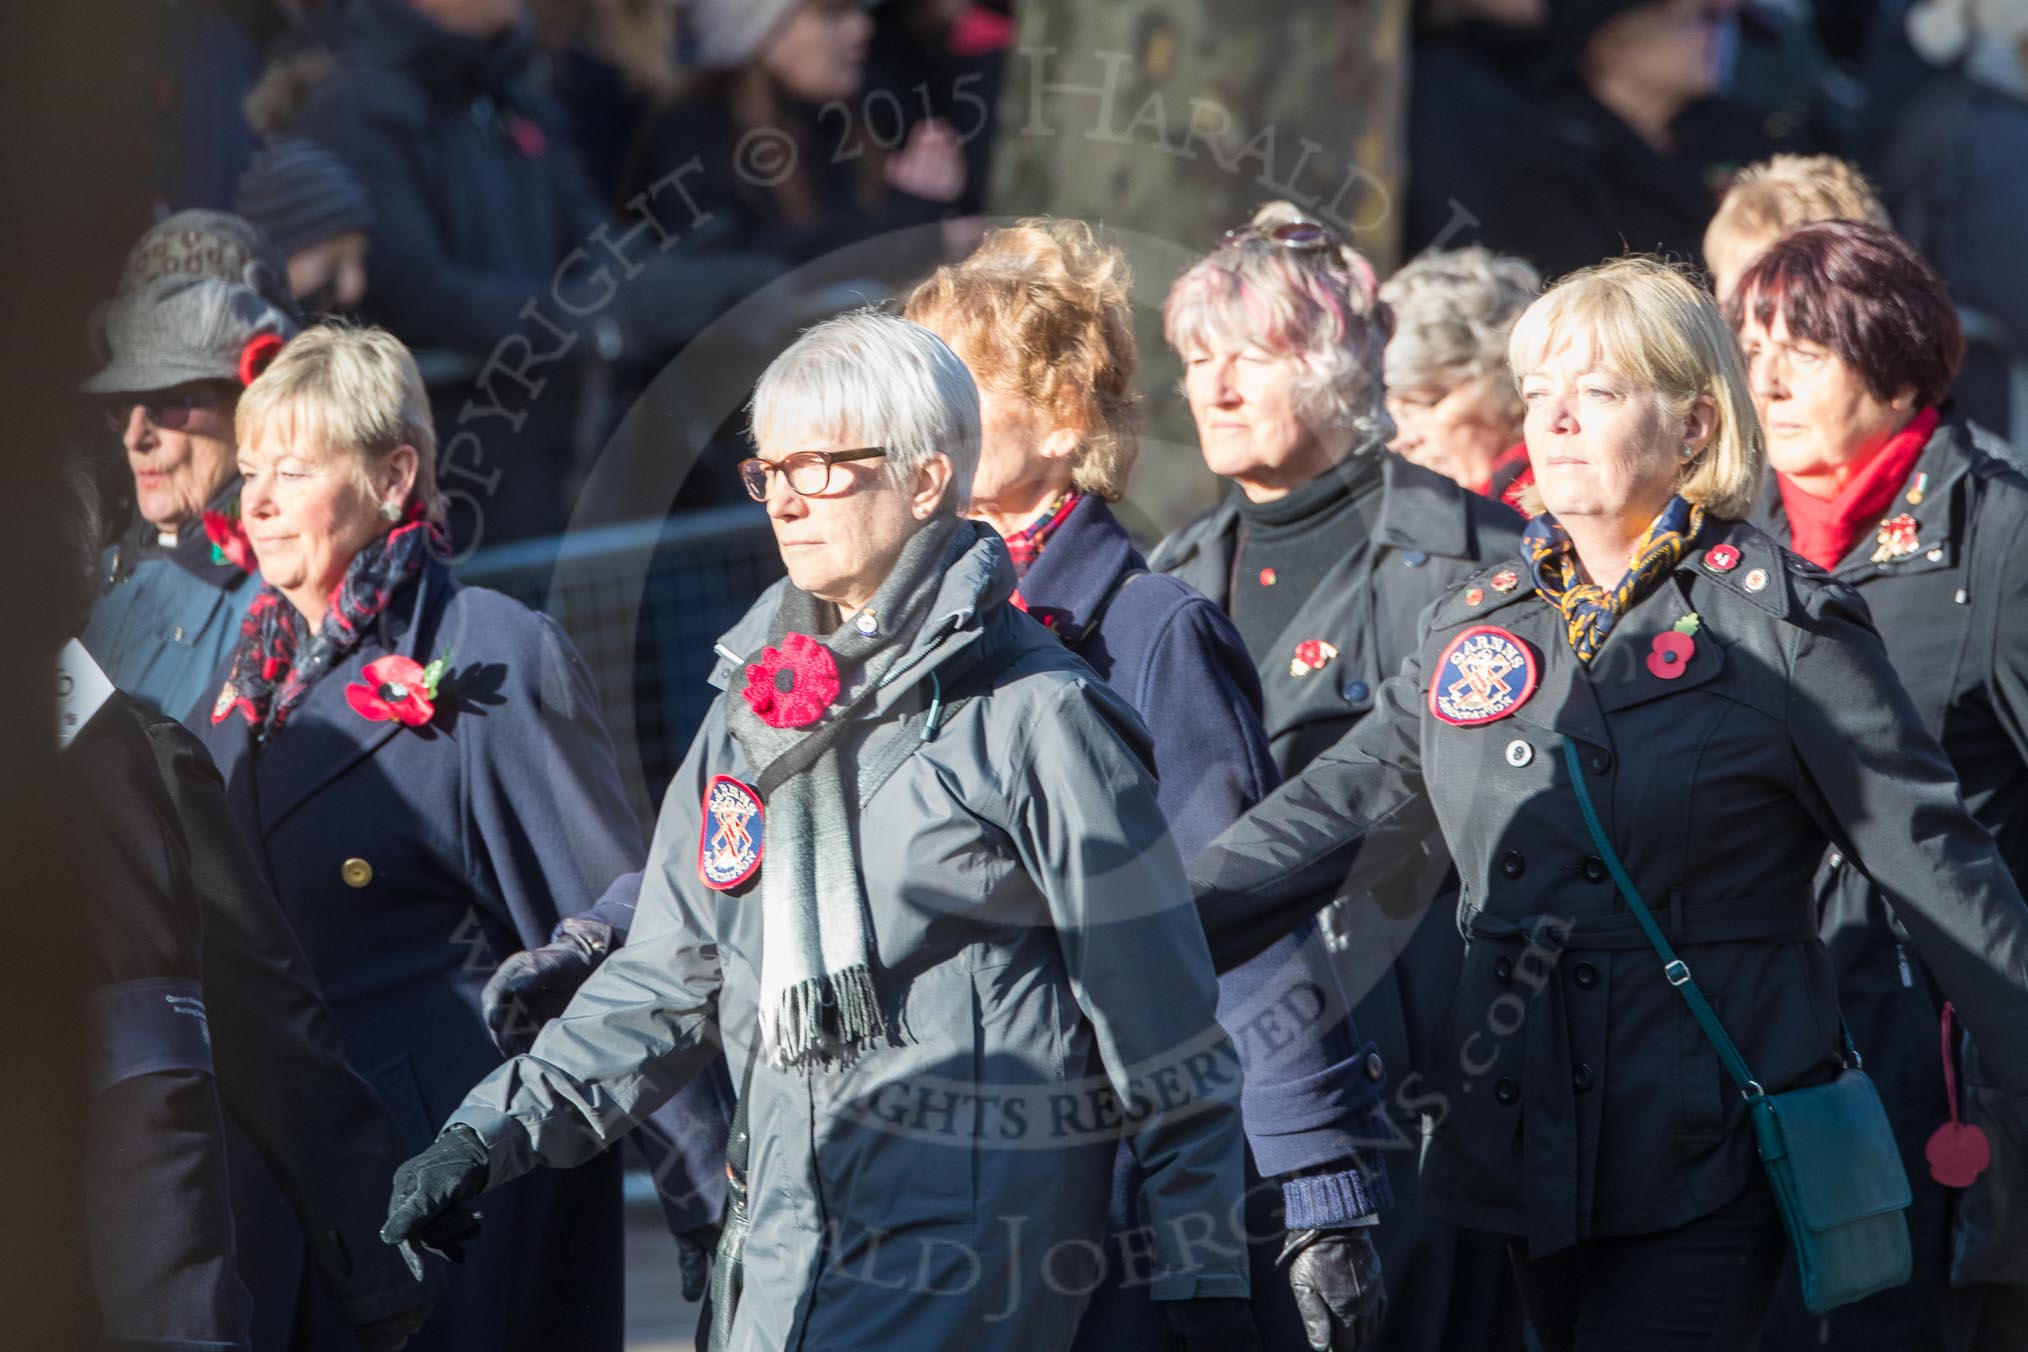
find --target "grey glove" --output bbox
[1282,1228,1387,1351]
[382,1125,490,1280]
[481,916,614,1055]
[1163,1295,1264,1351]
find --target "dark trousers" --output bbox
[1508,1175,1788,1352]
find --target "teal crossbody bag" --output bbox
[1562,740,1912,1313]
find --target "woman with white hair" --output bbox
[1187,257,2028,1349]
[1148,205,1525,1352]
[384,312,1256,1351]
[1381,247,1541,508]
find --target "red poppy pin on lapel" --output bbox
[1873,514,1922,564]
[1703,544,1740,573]
[744,633,841,728]
[345,653,448,727]
[1289,639,1339,678]
[1647,614,1700,680]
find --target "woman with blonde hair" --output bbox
[907,218,1393,1351]
[196,324,643,1352]
[1186,256,2028,1349]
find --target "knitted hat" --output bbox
[682,0,802,70]
[81,275,298,396]
[116,209,294,316]
[234,137,377,258]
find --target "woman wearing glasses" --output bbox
[1147,203,1526,1352]
[385,312,1258,1352]
[80,272,296,725]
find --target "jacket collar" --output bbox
[708,519,1018,712]
[220,557,451,834]
[1009,496,1141,645]
[110,478,250,591]
[1751,416,1968,580]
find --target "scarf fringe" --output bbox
[759,965,886,1068]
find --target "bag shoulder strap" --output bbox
[1561,739,1766,1099]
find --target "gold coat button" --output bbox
[341,858,374,889]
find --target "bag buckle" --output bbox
[1741,1080,1766,1100]
[1664,959,1690,986]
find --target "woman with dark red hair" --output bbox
[1732,219,2028,1352]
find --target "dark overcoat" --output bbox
[1022,496,1391,1352]
[197,558,643,1352]
[1190,516,2028,1259]
[1150,451,1524,1350]
[1751,418,2028,1347]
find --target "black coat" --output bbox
[1189,516,2028,1256]
[196,560,643,1351]
[1751,419,2028,1346]
[1149,453,1524,1352]
[69,690,425,1346]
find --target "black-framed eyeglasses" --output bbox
[1220,220,1347,254]
[103,390,225,435]
[738,447,888,502]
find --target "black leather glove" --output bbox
[482,916,614,1055]
[351,1300,432,1351]
[382,1125,490,1279]
[1163,1295,1264,1351]
[675,1223,719,1302]
[1282,1228,1387,1352]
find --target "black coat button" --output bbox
[1342,679,1371,703]
[1572,961,1599,990]
[1494,957,1515,984]
[1494,1077,1520,1105]
[1572,1063,1595,1092]
[1500,850,1526,879]
[1589,749,1614,774]
[1581,855,1607,883]
[1364,1051,1385,1082]
[1403,551,1428,568]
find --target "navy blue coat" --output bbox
[1024,497,1392,1351]
[197,558,643,1352]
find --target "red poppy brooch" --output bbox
[202,505,255,573]
[345,653,450,727]
[743,633,840,729]
[1646,614,1701,681]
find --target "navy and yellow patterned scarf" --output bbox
[1522,496,1705,663]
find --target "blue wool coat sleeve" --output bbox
[1126,595,1391,1213]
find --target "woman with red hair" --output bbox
[1733,219,2028,1351]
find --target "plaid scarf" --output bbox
[1522,496,1704,663]
[1001,490,1080,576]
[213,511,447,739]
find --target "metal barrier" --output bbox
[458,504,784,827]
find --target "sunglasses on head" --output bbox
[1220,220,1347,254]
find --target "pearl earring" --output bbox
[380,500,402,521]
[1680,443,1697,462]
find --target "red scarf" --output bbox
[1778,408,1940,570]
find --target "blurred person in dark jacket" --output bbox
[1879,0,2028,441]
[282,0,780,545]
[234,136,378,315]
[59,464,433,1352]
[639,0,967,283]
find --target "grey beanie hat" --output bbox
[683,0,803,69]
[116,209,295,317]
[234,137,377,258]
[81,274,299,396]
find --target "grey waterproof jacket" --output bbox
[451,527,1248,1350]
